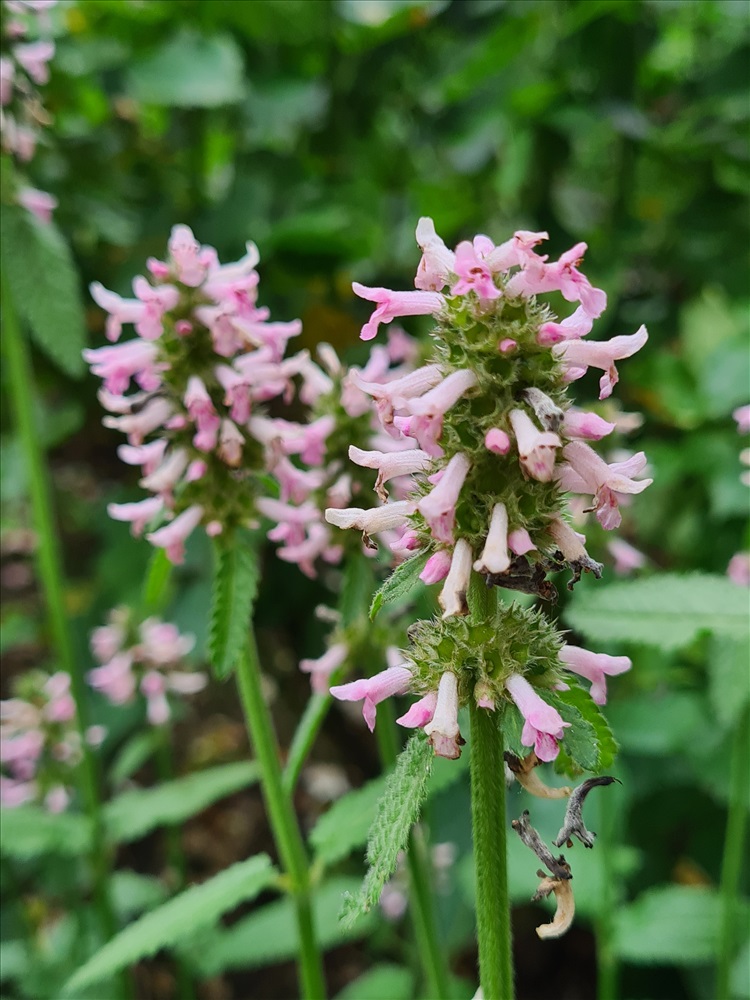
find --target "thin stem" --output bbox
[717,707,749,1000]
[595,789,618,1000]
[469,701,514,1000]
[1,273,125,988]
[235,630,326,1000]
[283,691,331,797]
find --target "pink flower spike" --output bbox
[352,282,444,341]
[562,409,616,441]
[537,306,594,346]
[504,673,569,762]
[733,405,750,434]
[330,666,413,731]
[508,528,536,556]
[439,538,473,619]
[420,550,452,584]
[485,428,511,455]
[474,503,511,575]
[146,505,203,564]
[300,643,348,694]
[559,645,631,705]
[554,325,648,400]
[509,409,561,482]
[397,691,438,729]
[417,452,470,544]
[451,241,501,300]
[607,538,646,575]
[415,217,455,291]
[424,672,462,758]
[107,497,164,537]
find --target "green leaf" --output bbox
[310,775,387,867]
[109,730,161,786]
[110,871,168,921]
[566,573,749,651]
[208,530,260,680]
[0,205,86,378]
[335,964,415,1000]
[126,29,245,107]
[142,548,173,613]
[191,877,374,977]
[369,552,429,621]
[606,692,710,756]
[63,854,277,995]
[613,886,731,964]
[707,634,750,731]
[0,807,91,858]
[105,761,260,844]
[342,735,433,923]
[554,685,619,773]
[339,555,376,628]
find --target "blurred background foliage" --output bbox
[1,1,748,998]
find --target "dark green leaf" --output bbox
[0,807,91,858]
[369,552,429,620]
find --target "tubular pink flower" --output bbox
[498,338,517,353]
[14,39,54,84]
[397,691,438,729]
[559,441,652,530]
[167,672,207,695]
[273,456,326,504]
[485,428,511,455]
[139,448,189,494]
[87,652,136,705]
[439,538,472,619]
[217,419,244,467]
[607,538,646,575]
[562,409,616,441]
[131,277,180,340]
[90,623,124,663]
[103,398,173,445]
[727,553,750,587]
[88,283,147,344]
[733,405,750,434]
[352,282,444,341]
[107,497,164,537]
[83,339,160,394]
[117,440,167,475]
[402,369,478,456]
[504,673,569,762]
[277,523,340,579]
[473,502,510,574]
[349,364,443,434]
[184,376,221,451]
[141,671,171,726]
[138,620,195,664]
[325,500,415,535]
[420,549,452,584]
[146,504,204,564]
[330,666,413,731]
[415,217,455,291]
[168,224,208,287]
[559,645,631,705]
[555,325,648,400]
[424,671,462,759]
[509,409,561,482]
[300,643,348,694]
[537,306,594,346]
[451,241,501,300]
[548,517,590,563]
[214,364,253,423]
[417,452,470,544]
[349,445,432,501]
[17,185,57,224]
[484,229,549,272]
[508,528,536,556]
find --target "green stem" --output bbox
[1,272,125,988]
[469,701,514,1000]
[595,790,618,1000]
[283,691,331,797]
[717,707,749,1000]
[235,630,326,1000]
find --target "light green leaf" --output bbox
[126,29,245,108]
[105,761,259,844]
[606,692,708,756]
[369,552,428,620]
[335,963,415,1000]
[0,204,86,378]
[566,573,749,651]
[0,806,91,858]
[63,854,277,995]
[109,730,160,786]
[208,530,260,680]
[613,885,729,964]
[110,871,168,921]
[553,685,619,774]
[339,555,376,628]
[707,634,750,731]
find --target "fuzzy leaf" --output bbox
[105,761,260,844]
[341,734,433,922]
[63,854,277,995]
[0,807,91,858]
[0,205,86,378]
[208,530,260,680]
[613,886,730,964]
[555,685,618,773]
[369,552,429,620]
[566,573,749,651]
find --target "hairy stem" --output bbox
[595,789,619,1000]
[235,630,326,1000]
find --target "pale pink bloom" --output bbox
[414,217,455,291]
[485,428,511,455]
[330,665,413,731]
[138,620,194,665]
[402,369,478,456]
[473,503,510,575]
[14,39,54,84]
[555,325,648,399]
[90,623,124,663]
[349,364,443,434]
[349,446,432,501]
[474,679,495,710]
[117,439,167,475]
[397,691,438,728]
[168,224,207,286]
[88,652,136,705]
[107,497,164,537]
[389,528,421,556]
[484,229,549,272]
[733,405,750,434]
[451,241,501,300]
[205,520,223,537]
[509,409,561,482]
[277,522,340,579]
[504,673,569,762]
[140,671,170,725]
[380,884,409,921]
[84,339,160,395]
[146,504,204,564]
[90,282,146,343]
[508,528,536,556]
[41,673,75,723]
[0,728,44,766]
[131,276,180,340]
[325,500,415,535]
[352,282,444,341]
[17,185,57,223]
[548,517,591,564]
[559,441,652,530]
[326,473,352,510]
[559,645,631,705]
[139,448,189,494]
[386,326,419,364]
[184,376,221,451]
[424,672,462,759]
[287,350,334,405]
[300,643,348,694]
[562,409,616,441]
[45,785,70,813]
[537,306,594,346]
[417,452,470,544]
[727,552,750,587]
[167,672,207,695]
[217,419,244,467]
[203,241,260,297]
[420,550,452,584]
[439,538,472,619]
[258,497,320,528]
[0,57,14,106]
[498,338,517,353]
[607,538,647,575]
[1,777,37,807]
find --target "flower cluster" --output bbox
[325,219,649,761]
[0,0,58,222]
[85,225,304,563]
[88,608,205,725]
[0,670,103,812]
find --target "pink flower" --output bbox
[217,419,244,467]
[537,306,595,346]
[89,282,146,343]
[485,428,511,455]
[14,39,54,84]
[17,186,57,224]
[325,500,415,536]
[90,623,125,663]
[146,504,204,564]
[168,224,208,287]
[509,409,561,482]
[607,538,646,575]
[484,230,549,272]
[558,441,652,530]
[349,364,443,435]
[420,550,452,584]
[42,673,75,723]
[352,282,444,341]
[88,653,137,705]
[424,672,462,759]
[414,217,455,291]
[417,452,470,544]
[562,409,616,441]
[300,643,348,694]
[131,276,180,341]
[397,691,438,728]
[139,448,189,494]
[554,325,648,399]
[451,241,501,300]
[107,497,164,537]
[506,242,606,318]
[44,785,70,813]
[184,376,221,452]
[138,620,195,665]
[117,440,167,475]
[83,340,160,395]
[330,665,413,731]
[0,57,14,106]
[401,369,478,456]
[727,552,750,587]
[473,503,510,575]
[559,645,631,705]
[140,671,170,725]
[508,528,536,556]
[439,538,472,618]
[733,405,750,434]
[504,674,569,762]
[349,446,432,501]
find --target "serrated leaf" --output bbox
[556,685,618,773]
[566,573,749,651]
[369,552,428,620]
[707,633,750,731]
[0,205,86,377]
[613,886,731,964]
[190,877,374,977]
[63,854,277,995]
[342,735,433,922]
[0,807,91,858]
[208,531,260,680]
[105,761,259,844]
[110,871,168,920]
[335,964,415,1000]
